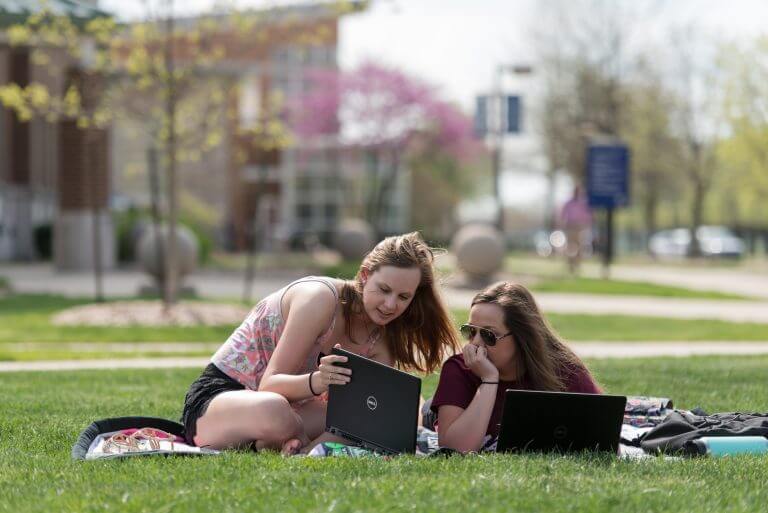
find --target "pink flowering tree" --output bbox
[292,62,479,237]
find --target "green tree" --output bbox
[620,60,683,242]
[717,36,768,229]
[1,2,358,305]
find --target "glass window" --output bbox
[323,203,338,219]
[296,203,313,220]
[238,74,260,129]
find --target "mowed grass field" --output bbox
[1,355,767,513]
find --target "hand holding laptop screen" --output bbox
[325,347,421,454]
[314,344,352,389]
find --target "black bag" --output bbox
[72,416,220,460]
[639,411,768,455]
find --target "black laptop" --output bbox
[325,347,421,455]
[496,390,626,454]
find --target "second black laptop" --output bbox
[325,347,421,455]
[496,390,626,454]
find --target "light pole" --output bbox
[482,64,533,233]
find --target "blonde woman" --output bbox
[181,232,459,454]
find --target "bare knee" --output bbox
[194,391,301,449]
[256,393,302,441]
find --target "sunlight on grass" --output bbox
[0,356,766,513]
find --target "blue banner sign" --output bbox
[506,95,521,133]
[586,144,630,208]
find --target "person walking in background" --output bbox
[559,185,593,275]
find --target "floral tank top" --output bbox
[211,277,338,390]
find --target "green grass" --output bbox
[0,349,213,362]
[321,260,362,280]
[531,277,749,300]
[1,356,767,513]
[546,313,768,341]
[3,295,768,361]
[449,309,768,342]
[504,254,756,299]
[0,294,235,346]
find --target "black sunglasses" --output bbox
[460,324,513,347]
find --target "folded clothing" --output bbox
[640,411,768,455]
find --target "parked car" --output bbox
[648,226,745,259]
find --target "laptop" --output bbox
[325,347,421,455]
[496,390,626,454]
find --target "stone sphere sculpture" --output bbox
[451,223,505,280]
[137,224,199,281]
[334,218,375,261]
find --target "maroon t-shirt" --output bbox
[430,354,602,437]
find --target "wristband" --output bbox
[308,371,321,396]
[480,381,499,385]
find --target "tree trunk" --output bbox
[163,3,178,307]
[371,148,400,237]
[642,189,658,254]
[364,149,381,232]
[689,178,705,258]
[85,127,104,302]
[147,145,165,295]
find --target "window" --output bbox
[238,74,260,129]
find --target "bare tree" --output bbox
[665,26,722,257]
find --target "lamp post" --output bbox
[479,64,533,233]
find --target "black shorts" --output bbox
[181,363,244,445]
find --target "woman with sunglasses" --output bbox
[430,281,601,453]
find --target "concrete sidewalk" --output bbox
[3,341,768,372]
[4,263,768,324]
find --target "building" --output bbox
[111,1,411,254]
[0,0,114,268]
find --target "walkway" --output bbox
[4,263,768,323]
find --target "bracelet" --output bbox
[480,381,499,385]
[308,371,321,396]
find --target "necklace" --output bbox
[351,317,382,352]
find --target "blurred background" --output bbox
[1,0,767,306]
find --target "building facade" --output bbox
[112,1,410,254]
[0,0,114,268]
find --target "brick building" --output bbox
[112,1,410,252]
[0,0,114,268]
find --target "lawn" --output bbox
[3,294,768,361]
[530,276,748,300]
[1,355,767,513]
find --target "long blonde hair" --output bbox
[472,281,595,391]
[339,232,459,374]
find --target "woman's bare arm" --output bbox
[436,383,498,453]
[257,283,337,401]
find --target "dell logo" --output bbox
[553,425,568,440]
[366,395,378,411]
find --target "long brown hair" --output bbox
[472,281,595,391]
[339,232,459,374]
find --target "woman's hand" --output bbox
[313,344,352,393]
[462,344,499,382]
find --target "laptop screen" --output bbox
[325,347,421,454]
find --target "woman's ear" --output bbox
[360,267,369,285]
